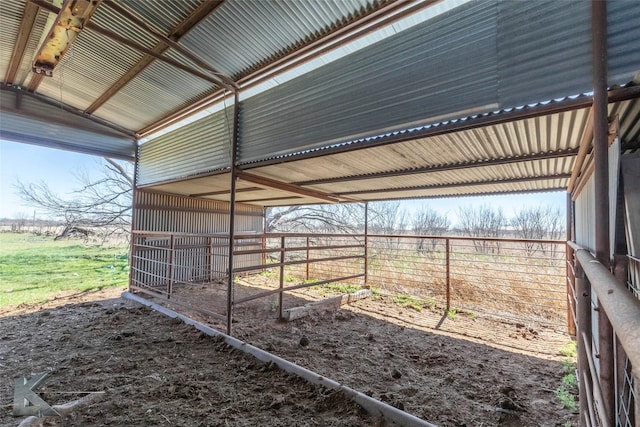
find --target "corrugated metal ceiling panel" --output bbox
[180,0,384,78]
[303,158,573,195]
[138,106,233,185]
[0,0,23,80]
[115,0,205,35]
[608,0,640,86]
[238,0,499,163]
[95,59,219,131]
[36,29,144,111]
[610,97,640,148]
[0,90,135,159]
[11,8,49,86]
[247,107,589,184]
[497,1,592,107]
[353,178,569,201]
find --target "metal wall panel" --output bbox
[137,105,233,185]
[238,0,500,163]
[608,0,640,86]
[497,1,592,107]
[0,90,135,159]
[132,190,264,286]
[575,175,596,252]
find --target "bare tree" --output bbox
[412,205,450,253]
[15,158,133,241]
[457,205,506,253]
[511,205,564,255]
[266,203,364,233]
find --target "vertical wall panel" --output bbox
[137,106,233,185]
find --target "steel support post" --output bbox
[226,92,240,336]
[592,2,614,423]
[364,202,369,285]
[279,236,285,320]
[445,238,451,312]
[576,260,592,427]
[566,193,577,335]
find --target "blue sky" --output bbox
[0,139,568,225]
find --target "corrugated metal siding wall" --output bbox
[573,139,621,377]
[137,106,233,185]
[132,190,263,288]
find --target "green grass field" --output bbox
[0,232,129,307]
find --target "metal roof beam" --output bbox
[235,171,342,204]
[102,0,236,90]
[334,174,573,196]
[28,0,227,90]
[85,0,228,114]
[4,1,39,85]
[295,148,580,186]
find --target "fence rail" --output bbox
[130,231,568,331]
[567,241,639,427]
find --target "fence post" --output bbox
[279,236,285,320]
[575,259,592,427]
[364,202,369,286]
[567,243,577,336]
[167,234,175,299]
[306,236,310,281]
[445,238,451,312]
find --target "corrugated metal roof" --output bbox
[95,58,220,131]
[0,0,23,79]
[116,0,206,36]
[0,90,135,159]
[608,0,640,86]
[246,106,590,184]
[35,29,144,111]
[180,0,386,79]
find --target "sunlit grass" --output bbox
[0,232,129,307]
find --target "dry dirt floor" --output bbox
[1,286,578,427]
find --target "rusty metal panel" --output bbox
[0,90,135,159]
[137,104,233,185]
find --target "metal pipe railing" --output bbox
[568,241,640,426]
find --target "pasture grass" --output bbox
[0,232,129,307]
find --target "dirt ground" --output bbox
[1,287,578,426]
